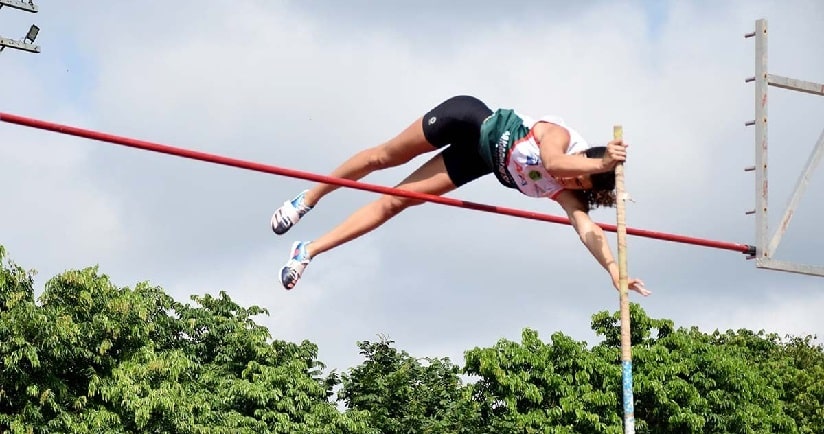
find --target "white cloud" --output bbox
[689,285,824,340]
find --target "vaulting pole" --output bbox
[614,124,635,434]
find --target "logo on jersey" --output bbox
[494,130,515,186]
[525,154,540,166]
[428,116,437,125]
[496,130,511,151]
[528,170,542,181]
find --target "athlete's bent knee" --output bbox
[379,195,421,217]
[368,146,413,171]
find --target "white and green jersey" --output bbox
[479,109,591,199]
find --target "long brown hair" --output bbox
[571,146,617,211]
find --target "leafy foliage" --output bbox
[463,327,622,434]
[345,305,823,434]
[0,245,371,433]
[338,336,478,434]
[591,305,797,433]
[1,245,822,433]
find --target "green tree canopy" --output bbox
[458,303,822,433]
[0,245,371,434]
[2,244,822,433]
[337,336,479,434]
[339,305,823,434]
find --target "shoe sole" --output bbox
[271,208,293,235]
[281,241,303,290]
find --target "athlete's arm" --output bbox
[535,122,625,177]
[555,190,650,296]
[556,190,620,283]
[535,122,603,176]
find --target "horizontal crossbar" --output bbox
[0,111,757,256]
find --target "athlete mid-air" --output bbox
[271,95,649,296]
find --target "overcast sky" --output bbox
[1,0,822,375]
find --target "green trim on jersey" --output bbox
[479,108,530,188]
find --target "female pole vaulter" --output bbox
[271,95,649,296]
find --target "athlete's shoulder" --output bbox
[539,117,590,154]
[530,115,591,153]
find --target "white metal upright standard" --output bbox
[744,18,824,278]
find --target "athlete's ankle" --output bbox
[302,190,320,208]
[305,242,319,258]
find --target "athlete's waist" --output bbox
[480,110,522,188]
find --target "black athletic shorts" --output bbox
[421,95,493,187]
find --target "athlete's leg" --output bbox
[271,95,490,236]
[271,118,439,235]
[271,117,435,236]
[310,152,455,257]
[279,152,457,289]
[302,118,436,207]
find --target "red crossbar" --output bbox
[0,112,756,255]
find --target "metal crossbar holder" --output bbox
[768,74,824,96]
[757,259,824,278]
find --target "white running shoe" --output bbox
[271,190,313,235]
[280,241,312,290]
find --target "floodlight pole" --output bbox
[614,124,635,434]
[0,0,38,13]
[0,0,40,54]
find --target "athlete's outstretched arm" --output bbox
[555,191,650,296]
[535,122,626,177]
